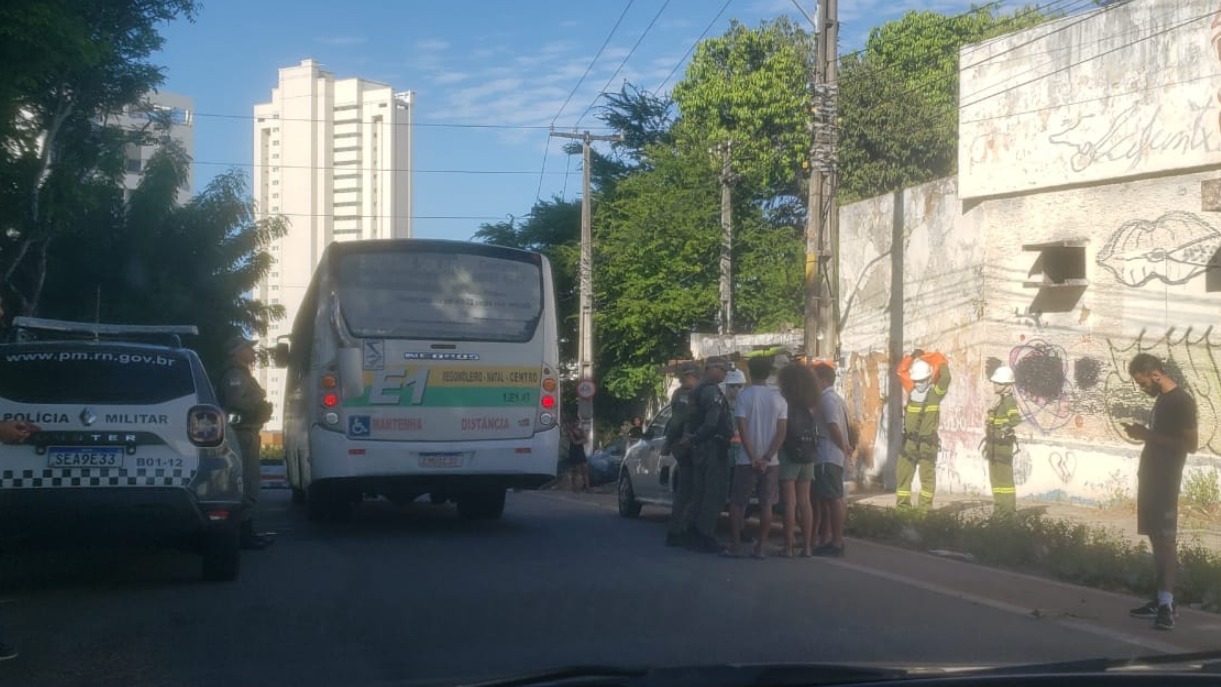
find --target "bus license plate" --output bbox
[418,453,464,469]
[47,446,125,468]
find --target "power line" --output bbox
[193,160,569,175]
[958,0,1122,102]
[652,0,733,94]
[829,0,1116,134]
[828,0,1083,89]
[537,0,637,210]
[960,71,1221,125]
[257,212,522,220]
[960,4,1169,68]
[960,7,1215,110]
[551,0,637,127]
[573,0,672,127]
[198,111,614,131]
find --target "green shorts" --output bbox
[779,453,814,481]
[813,463,844,499]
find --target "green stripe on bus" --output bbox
[344,386,539,408]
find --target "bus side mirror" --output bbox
[337,347,364,398]
[272,341,290,368]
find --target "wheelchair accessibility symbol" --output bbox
[348,415,371,437]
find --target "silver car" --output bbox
[617,398,778,520]
[616,404,681,518]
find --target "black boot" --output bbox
[240,521,273,550]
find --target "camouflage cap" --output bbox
[704,356,731,370]
[677,362,701,377]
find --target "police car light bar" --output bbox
[12,317,199,337]
[12,317,199,347]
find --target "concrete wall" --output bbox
[959,0,1221,199]
[838,172,1221,503]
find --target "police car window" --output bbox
[0,347,195,405]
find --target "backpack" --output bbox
[785,403,819,464]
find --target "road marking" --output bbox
[822,558,1190,654]
[531,491,1195,654]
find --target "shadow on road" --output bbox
[287,497,535,540]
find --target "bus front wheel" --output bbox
[457,489,506,520]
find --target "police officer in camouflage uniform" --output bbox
[683,357,734,553]
[664,364,702,547]
[219,334,274,550]
[982,366,1022,516]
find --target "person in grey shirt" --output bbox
[812,363,852,557]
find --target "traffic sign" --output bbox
[577,379,597,400]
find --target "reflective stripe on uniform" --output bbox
[992,487,1016,494]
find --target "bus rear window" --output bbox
[0,347,196,404]
[336,251,544,342]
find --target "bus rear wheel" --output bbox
[457,490,506,520]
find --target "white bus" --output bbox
[273,239,561,521]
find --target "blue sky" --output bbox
[155,0,984,241]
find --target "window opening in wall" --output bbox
[1021,239,1088,314]
[1022,239,1088,288]
[1208,247,1221,293]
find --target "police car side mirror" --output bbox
[272,341,290,368]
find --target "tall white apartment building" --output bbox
[252,59,414,433]
[116,91,194,204]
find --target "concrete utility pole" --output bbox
[549,129,622,448]
[803,0,840,360]
[718,139,735,336]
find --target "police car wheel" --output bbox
[618,473,642,519]
[200,523,241,582]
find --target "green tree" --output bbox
[671,16,813,199]
[838,6,1051,202]
[0,0,197,316]
[593,137,803,402]
[39,143,286,373]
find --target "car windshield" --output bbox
[3,1,1218,685]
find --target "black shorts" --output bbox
[813,463,844,500]
[568,446,588,465]
[1137,471,1181,537]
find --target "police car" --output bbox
[0,317,246,581]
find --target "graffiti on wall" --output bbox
[1105,327,1221,454]
[843,351,888,473]
[1096,211,1221,287]
[1008,339,1107,433]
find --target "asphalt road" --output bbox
[0,488,1152,687]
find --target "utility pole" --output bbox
[718,139,735,336]
[550,129,622,449]
[803,0,840,360]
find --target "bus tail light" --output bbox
[536,366,559,431]
[317,362,343,427]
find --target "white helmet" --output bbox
[991,366,1015,385]
[724,369,746,386]
[910,359,933,382]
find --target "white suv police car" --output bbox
[0,317,246,581]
